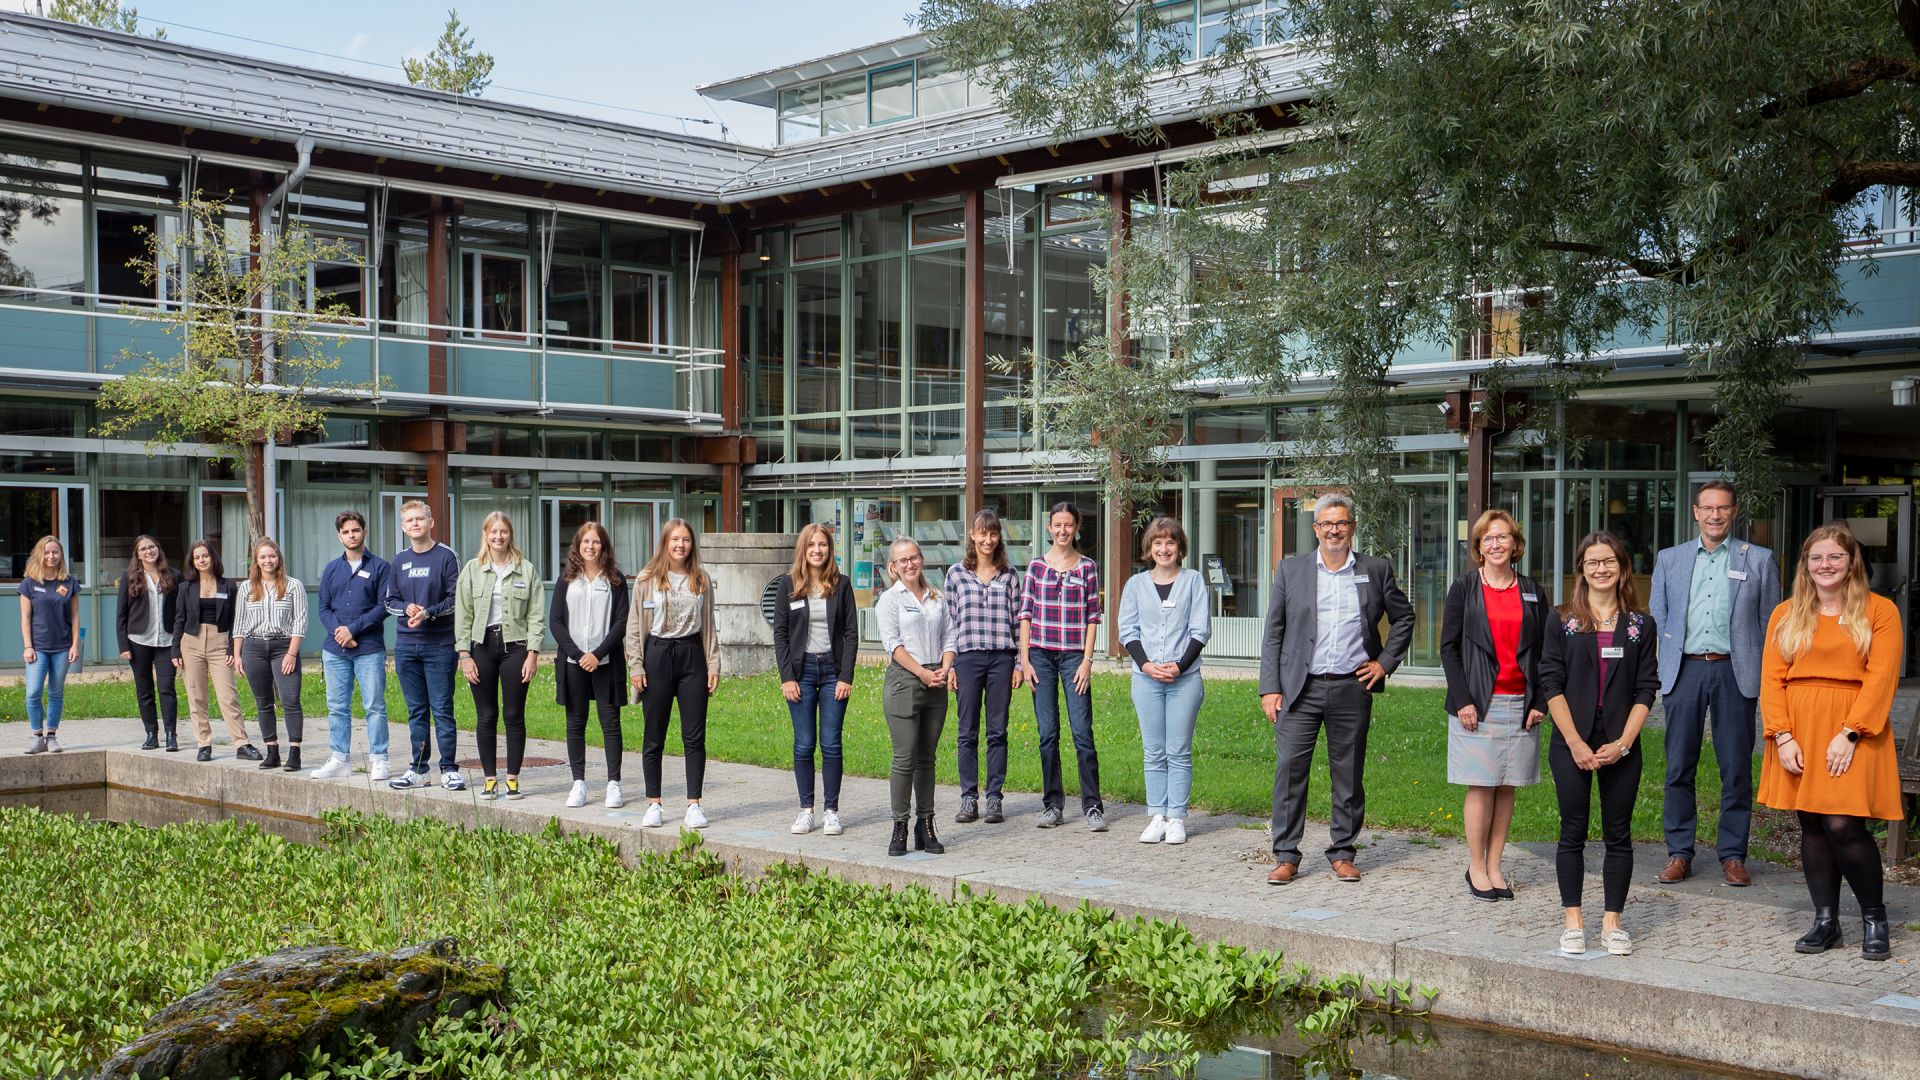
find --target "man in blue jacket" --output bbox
[313,510,392,781]
[384,499,465,791]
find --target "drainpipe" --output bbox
[255,136,315,548]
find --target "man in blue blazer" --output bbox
[1647,481,1780,886]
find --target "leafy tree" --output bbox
[403,8,495,97]
[917,0,1920,518]
[48,0,164,38]
[92,195,371,547]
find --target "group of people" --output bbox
[14,484,1905,961]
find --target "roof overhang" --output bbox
[697,33,930,108]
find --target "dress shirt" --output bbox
[564,574,613,655]
[130,575,173,649]
[1308,550,1367,675]
[1683,542,1732,655]
[943,563,1022,653]
[876,579,948,666]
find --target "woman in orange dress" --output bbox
[1759,523,1904,961]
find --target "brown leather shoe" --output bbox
[1331,859,1362,882]
[1721,858,1751,887]
[1266,862,1298,885]
[1656,856,1691,884]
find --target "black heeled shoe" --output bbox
[1793,907,1843,954]
[282,746,301,773]
[888,821,909,857]
[1862,906,1891,961]
[1465,869,1500,903]
[258,743,281,770]
[915,815,945,855]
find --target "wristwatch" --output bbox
[1843,727,1861,744]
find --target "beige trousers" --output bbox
[180,626,249,746]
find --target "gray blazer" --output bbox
[1258,550,1416,715]
[1646,538,1779,698]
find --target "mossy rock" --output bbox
[95,937,507,1080]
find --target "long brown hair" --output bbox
[962,508,1009,574]
[23,536,67,583]
[563,520,624,586]
[639,518,705,595]
[247,537,289,602]
[1558,531,1639,631]
[123,534,176,596]
[1774,522,1873,662]
[185,539,225,581]
[788,522,841,597]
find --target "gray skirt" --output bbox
[1447,693,1541,787]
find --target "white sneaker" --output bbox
[822,810,844,836]
[1559,928,1587,955]
[44,733,62,753]
[1164,819,1187,845]
[1603,928,1634,956]
[441,770,466,792]
[639,802,664,828]
[1138,815,1168,844]
[565,780,588,808]
[368,757,390,782]
[683,803,708,829]
[791,809,814,835]
[604,781,625,809]
[311,755,352,780]
[389,770,431,791]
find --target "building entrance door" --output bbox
[1817,485,1914,677]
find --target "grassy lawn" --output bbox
[1,665,1738,845]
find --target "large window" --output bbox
[910,247,964,406]
[751,275,786,417]
[850,260,902,411]
[95,207,162,302]
[100,487,190,585]
[0,484,86,583]
[0,146,84,302]
[466,251,528,337]
[794,267,841,413]
[612,268,668,347]
[869,64,915,124]
[541,497,603,581]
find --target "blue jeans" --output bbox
[394,640,457,773]
[1029,646,1102,813]
[323,650,389,760]
[1661,657,1757,863]
[1131,668,1204,819]
[789,652,846,810]
[25,650,71,731]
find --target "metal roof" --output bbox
[696,33,932,109]
[0,13,1317,207]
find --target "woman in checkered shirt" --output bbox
[943,508,1025,825]
[1017,502,1107,833]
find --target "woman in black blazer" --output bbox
[550,522,631,809]
[116,534,180,751]
[169,539,259,762]
[1438,510,1549,903]
[771,523,859,837]
[1539,530,1660,959]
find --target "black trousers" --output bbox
[562,660,624,782]
[127,640,179,733]
[470,626,529,777]
[1550,738,1643,912]
[1271,674,1373,865]
[640,635,708,800]
[953,649,1014,800]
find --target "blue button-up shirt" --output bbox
[1310,550,1368,674]
[1683,543,1732,655]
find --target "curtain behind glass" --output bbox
[612,501,661,578]
[457,493,535,564]
[287,490,370,581]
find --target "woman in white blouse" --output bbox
[875,536,954,857]
[230,537,308,772]
[550,521,630,809]
[624,519,719,830]
[116,534,179,752]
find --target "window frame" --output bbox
[0,480,89,586]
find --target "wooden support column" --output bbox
[426,196,452,542]
[246,178,271,545]
[963,188,988,513]
[1103,174,1132,657]
[719,249,744,531]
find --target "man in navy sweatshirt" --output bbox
[313,510,391,782]
[384,499,464,791]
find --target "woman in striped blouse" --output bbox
[230,537,309,772]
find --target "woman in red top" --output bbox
[1439,510,1551,902]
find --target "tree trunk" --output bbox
[244,440,269,551]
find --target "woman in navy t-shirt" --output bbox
[17,535,81,755]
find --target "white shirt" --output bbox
[876,579,947,667]
[486,560,512,628]
[565,574,613,659]
[1309,550,1367,675]
[805,593,831,654]
[130,573,174,649]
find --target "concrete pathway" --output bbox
[2,717,1917,1080]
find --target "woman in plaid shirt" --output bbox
[943,508,1024,825]
[1018,502,1107,833]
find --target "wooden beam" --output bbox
[1104,173,1132,657]
[964,187,987,514]
[426,195,453,543]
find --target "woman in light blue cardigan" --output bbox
[1117,516,1211,845]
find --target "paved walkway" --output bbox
[3,717,1917,1079]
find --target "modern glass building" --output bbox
[1,10,1915,674]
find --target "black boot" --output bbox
[140,724,159,750]
[282,746,301,773]
[259,743,280,770]
[888,821,909,857]
[1862,906,1892,961]
[915,815,945,855]
[195,746,212,762]
[1793,907,1843,954]
[163,724,179,752]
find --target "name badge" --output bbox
[356,570,371,579]
[1600,646,1625,659]
[213,592,228,599]
[789,600,806,611]
[1728,570,1748,581]
[643,600,659,610]
[30,585,44,592]
[1521,593,1539,603]
[1161,597,1178,609]
[1353,575,1370,584]
[512,581,527,590]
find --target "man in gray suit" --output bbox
[1260,492,1416,884]
[1647,480,1780,887]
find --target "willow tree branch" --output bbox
[1757,56,1920,119]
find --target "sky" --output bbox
[0,0,925,145]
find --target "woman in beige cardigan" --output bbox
[625,518,719,829]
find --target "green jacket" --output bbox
[454,556,546,653]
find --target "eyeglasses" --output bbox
[1694,505,1735,518]
[1581,558,1620,572]
[892,555,924,566]
[1479,535,1513,547]
[1807,553,1850,568]
[1314,519,1355,532]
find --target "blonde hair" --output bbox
[1468,509,1526,568]
[247,538,288,603]
[1773,523,1872,663]
[640,518,706,595]
[23,536,67,583]
[470,511,524,565]
[789,523,841,598]
[886,535,939,599]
